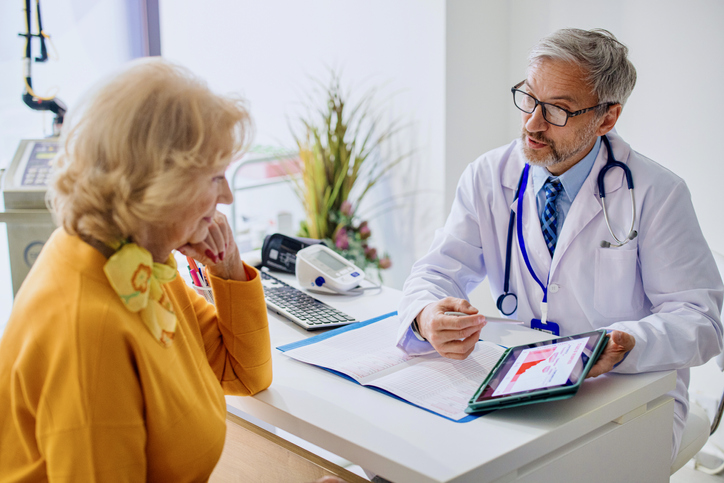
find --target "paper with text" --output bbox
[283,315,506,420]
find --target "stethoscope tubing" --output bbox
[599,135,637,248]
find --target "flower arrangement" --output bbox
[290,75,404,274]
[330,200,391,271]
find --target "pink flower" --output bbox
[340,200,353,217]
[364,246,378,261]
[359,221,371,240]
[335,229,349,250]
[378,257,392,269]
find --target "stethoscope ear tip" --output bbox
[600,240,611,248]
[628,230,638,241]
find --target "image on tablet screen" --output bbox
[492,337,590,397]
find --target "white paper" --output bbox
[283,315,506,420]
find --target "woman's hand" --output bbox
[176,211,248,281]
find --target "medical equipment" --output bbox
[261,233,326,274]
[496,134,637,319]
[295,244,365,294]
[20,0,67,136]
[0,139,58,295]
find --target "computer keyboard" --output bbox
[260,270,358,330]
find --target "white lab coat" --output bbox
[397,131,724,460]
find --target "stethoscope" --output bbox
[496,135,637,322]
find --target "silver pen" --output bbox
[444,311,522,324]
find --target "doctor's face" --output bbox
[519,59,603,175]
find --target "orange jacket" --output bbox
[0,229,272,482]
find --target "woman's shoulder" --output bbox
[8,234,150,360]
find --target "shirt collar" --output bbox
[532,136,601,202]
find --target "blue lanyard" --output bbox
[515,164,549,303]
[516,164,558,334]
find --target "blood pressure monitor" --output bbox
[295,245,365,293]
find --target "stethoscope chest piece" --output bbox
[496,292,517,316]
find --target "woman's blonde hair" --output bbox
[50,58,252,244]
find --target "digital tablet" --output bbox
[466,329,609,413]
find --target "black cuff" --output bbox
[411,318,427,342]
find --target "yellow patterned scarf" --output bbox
[103,242,178,347]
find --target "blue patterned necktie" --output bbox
[541,177,563,255]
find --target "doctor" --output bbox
[397,28,723,462]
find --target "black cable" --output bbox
[35,0,48,63]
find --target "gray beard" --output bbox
[520,120,598,168]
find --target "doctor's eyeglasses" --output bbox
[511,81,614,127]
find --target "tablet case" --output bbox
[466,330,609,413]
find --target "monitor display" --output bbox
[313,249,347,271]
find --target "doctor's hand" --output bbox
[416,297,487,360]
[586,330,635,378]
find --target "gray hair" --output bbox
[528,28,637,106]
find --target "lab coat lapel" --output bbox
[501,141,525,193]
[551,133,630,274]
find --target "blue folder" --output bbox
[277,311,484,423]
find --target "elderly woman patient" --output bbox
[0,60,273,480]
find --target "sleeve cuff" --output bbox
[397,324,437,355]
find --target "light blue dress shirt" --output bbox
[531,136,601,229]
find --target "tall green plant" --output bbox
[291,75,407,252]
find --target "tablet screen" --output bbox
[473,330,605,403]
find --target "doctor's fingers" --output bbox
[435,331,481,360]
[587,356,617,378]
[434,312,486,331]
[428,323,483,348]
[436,297,479,315]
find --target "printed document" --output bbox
[282,315,506,420]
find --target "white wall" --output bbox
[159,0,446,290]
[445,1,511,212]
[0,0,142,168]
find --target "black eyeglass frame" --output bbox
[511,80,616,127]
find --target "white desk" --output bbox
[227,276,676,483]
